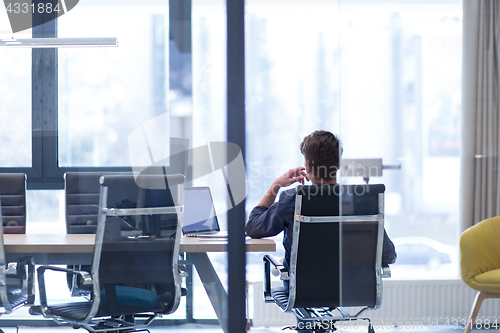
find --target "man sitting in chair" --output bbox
[246,130,397,294]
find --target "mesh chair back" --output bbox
[290,184,384,309]
[90,174,184,319]
[0,173,26,234]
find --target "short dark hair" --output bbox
[300,130,342,180]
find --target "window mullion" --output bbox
[29,1,61,189]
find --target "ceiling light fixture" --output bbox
[0,37,118,48]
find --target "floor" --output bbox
[0,306,492,333]
[0,323,493,333]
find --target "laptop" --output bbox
[182,186,227,237]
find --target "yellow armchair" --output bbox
[460,216,500,333]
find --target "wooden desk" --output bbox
[4,234,276,333]
[3,234,275,263]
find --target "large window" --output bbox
[58,6,169,167]
[0,14,31,167]
[242,1,461,280]
[337,5,461,279]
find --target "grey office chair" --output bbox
[33,174,186,333]
[0,173,27,234]
[263,184,387,333]
[0,195,35,333]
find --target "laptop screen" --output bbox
[182,187,220,234]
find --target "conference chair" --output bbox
[32,174,186,333]
[0,196,35,333]
[0,173,27,234]
[263,184,387,333]
[460,216,500,333]
[65,172,130,296]
[65,172,128,235]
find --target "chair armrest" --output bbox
[37,265,92,284]
[263,255,289,303]
[381,267,391,278]
[264,255,288,279]
[37,265,93,315]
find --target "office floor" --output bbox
[0,324,493,333]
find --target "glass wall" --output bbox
[0,0,462,325]
[244,1,341,282]
[188,0,462,321]
[190,0,228,319]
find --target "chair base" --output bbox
[30,305,158,333]
[289,307,374,333]
[78,315,154,333]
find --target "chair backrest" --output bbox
[460,216,500,291]
[288,184,385,310]
[0,173,27,234]
[86,173,184,320]
[65,172,126,234]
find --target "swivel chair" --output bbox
[33,174,186,333]
[263,184,387,333]
[0,196,35,333]
[0,173,27,234]
[460,216,500,333]
[65,172,131,296]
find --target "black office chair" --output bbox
[65,172,132,296]
[0,173,27,234]
[0,195,35,333]
[263,184,388,333]
[66,172,131,235]
[33,174,186,333]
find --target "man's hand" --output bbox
[272,166,308,189]
[257,166,309,208]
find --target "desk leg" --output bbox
[190,252,228,333]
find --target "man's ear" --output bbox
[305,161,310,174]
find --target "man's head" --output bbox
[300,130,342,181]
